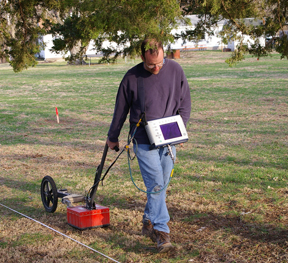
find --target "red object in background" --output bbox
[55,107,59,123]
[67,205,110,230]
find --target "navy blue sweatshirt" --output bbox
[108,59,191,145]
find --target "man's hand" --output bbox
[106,138,119,151]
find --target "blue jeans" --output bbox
[133,144,176,233]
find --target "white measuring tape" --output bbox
[0,203,120,263]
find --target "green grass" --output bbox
[0,51,288,262]
[11,233,53,247]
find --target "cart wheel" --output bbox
[41,176,58,213]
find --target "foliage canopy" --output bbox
[180,0,288,65]
[0,0,62,72]
[0,0,287,72]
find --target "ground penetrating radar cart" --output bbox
[40,144,118,230]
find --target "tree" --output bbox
[97,0,182,62]
[45,0,105,65]
[49,0,182,64]
[0,0,182,71]
[0,0,62,72]
[180,0,288,65]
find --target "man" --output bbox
[106,38,191,253]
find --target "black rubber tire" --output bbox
[41,176,58,213]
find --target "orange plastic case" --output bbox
[67,205,110,230]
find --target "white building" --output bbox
[168,15,226,51]
[38,34,64,60]
[37,34,120,61]
[168,15,266,52]
[37,34,98,61]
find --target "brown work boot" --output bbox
[153,229,173,253]
[142,220,156,242]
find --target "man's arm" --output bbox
[107,79,131,148]
[178,72,191,125]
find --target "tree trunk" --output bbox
[68,40,88,65]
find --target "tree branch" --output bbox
[19,2,28,45]
[220,0,242,30]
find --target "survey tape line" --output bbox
[0,203,121,263]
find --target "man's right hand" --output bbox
[106,138,119,151]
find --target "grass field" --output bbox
[0,51,287,263]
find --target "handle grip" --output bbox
[113,146,119,152]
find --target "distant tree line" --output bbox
[0,0,287,72]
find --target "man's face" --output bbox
[141,48,164,75]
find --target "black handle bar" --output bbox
[86,143,119,209]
